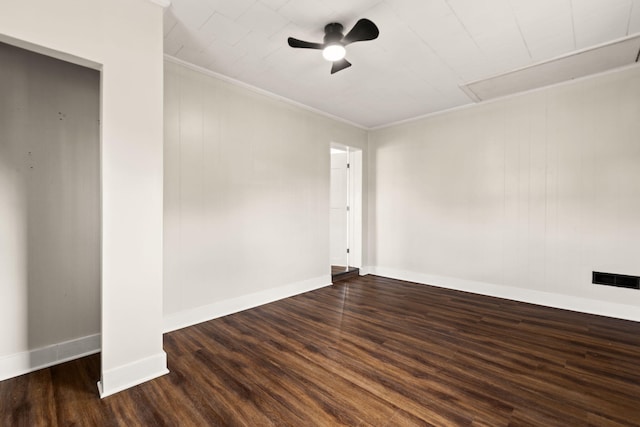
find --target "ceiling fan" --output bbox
[287,19,380,74]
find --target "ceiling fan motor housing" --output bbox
[324,23,345,44]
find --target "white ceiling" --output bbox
[164,0,640,128]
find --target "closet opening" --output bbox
[0,40,101,381]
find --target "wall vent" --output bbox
[460,34,640,102]
[592,272,640,290]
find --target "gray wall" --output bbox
[0,42,100,358]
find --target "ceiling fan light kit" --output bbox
[322,44,346,61]
[288,18,379,74]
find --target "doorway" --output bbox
[330,144,362,283]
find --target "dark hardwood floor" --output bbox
[2,275,640,426]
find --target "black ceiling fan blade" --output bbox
[331,58,352,74]
[343,19,379,45]
[288,37,324,49]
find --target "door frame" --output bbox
[329,142,363,269]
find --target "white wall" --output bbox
[0,0,167,396]
[368,65,640,320]
[163,59,368,331]
[0,42,100,377]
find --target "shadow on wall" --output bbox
[0,41,101,379]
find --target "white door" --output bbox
[330,150,348,267]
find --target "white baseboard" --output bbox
[97,351,169,398]
[163,275,332,333]
[370,267,640,322]
[0,334,100,382]
[359,266,373,276]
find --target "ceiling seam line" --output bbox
[402,20,465,82]
[443,0,483,52]
[570,0,577,50]
[508,0,532,60]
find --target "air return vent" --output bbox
[461,34,640,102]
[592,272,640,290]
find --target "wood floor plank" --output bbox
[1,275,639,426]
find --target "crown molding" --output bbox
[371,61,640,131]
[164,55,367,130]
